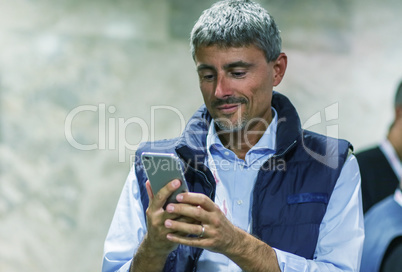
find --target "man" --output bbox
[360,177,402,272]
[356,81,402,213]
[102,1,364,271]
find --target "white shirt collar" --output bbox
[394,189,402,207]
[380,139,402,181]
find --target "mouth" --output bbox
[216,103,241,114]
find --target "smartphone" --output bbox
[141,152,189,207]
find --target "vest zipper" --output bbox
[183,162,215,199]
[272,140,297,158]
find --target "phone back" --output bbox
[141,152,188,206]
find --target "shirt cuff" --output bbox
[274,248,307,272]
[118,260,132,272]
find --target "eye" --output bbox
[199,72,216,82]
[230,70,247,78]
[232,72,246,78]
[204,74,215,81]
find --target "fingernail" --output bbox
[166,205,174,213]
[176,194,183,202]
[165,220,172,228]
[172,179,180,188]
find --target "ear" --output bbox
[273,53,287,86]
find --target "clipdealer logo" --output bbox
[301,102,341,169]
[64,104,186,162]
[64,102,344,168]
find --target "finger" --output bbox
[175,192,217,212]
[166,232,209,249]
[152,179,182,209]
[145,180,154,200]
[166,203,208,223]
[164,219,205,237]
[175,216,200,225]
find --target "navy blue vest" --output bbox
[134,92,352,272]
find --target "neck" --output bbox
[217,115,273,160]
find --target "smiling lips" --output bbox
[216,103,241,114]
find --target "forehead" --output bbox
[194,45,267,68]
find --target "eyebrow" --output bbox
[197,64,215,72]
[223,61,254,70]
[196,61,254,72]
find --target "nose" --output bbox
[214,74,233,99]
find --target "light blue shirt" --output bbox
[102,108,364,272]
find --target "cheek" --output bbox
[247,84,272,109]
[200,87,213,105]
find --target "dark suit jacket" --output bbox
[381,237,402,272]
[356,146,399,213]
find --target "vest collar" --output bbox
[271,92,301,157]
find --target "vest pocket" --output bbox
[287,193,329,205]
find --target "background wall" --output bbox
[0,0,401,271]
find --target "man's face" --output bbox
[194,45,284,132]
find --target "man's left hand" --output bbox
[163,192,241,255]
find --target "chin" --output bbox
[214,118,247,132]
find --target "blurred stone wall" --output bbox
[0,0,401,271]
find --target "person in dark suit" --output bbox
[356,80,402,214]
[361,177,402,272]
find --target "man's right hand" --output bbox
[144,179,184,254]
[130,179,186,272]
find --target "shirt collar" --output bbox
[380,139,402,181]
[394,189,402,207]
[206,107,278,156]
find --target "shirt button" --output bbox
[224,151,230,156]
[237,200,243,205]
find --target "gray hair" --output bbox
[395,80,402,108]
[190,0,282,62]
